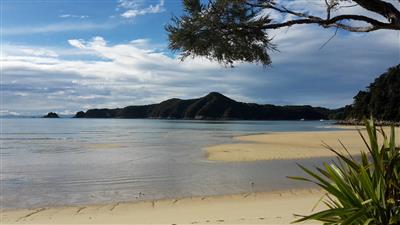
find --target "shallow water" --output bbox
[1,118,340,209]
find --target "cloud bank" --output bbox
[2,25,399,115]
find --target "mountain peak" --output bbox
[205,92,227,98]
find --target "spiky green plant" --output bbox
[290,119,400,225]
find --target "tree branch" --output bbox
[255,1,400,32]
[259,13,400,32]
[166,0,400,66]
[352,0,400,24]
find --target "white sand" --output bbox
[1,189,326,224]
[205,127,399,161]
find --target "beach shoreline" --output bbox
[5,125,397,224]
[1,188,325,224]
[205,126,399,162]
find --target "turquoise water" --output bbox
[1,118,340,209]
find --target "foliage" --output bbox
[350,65,400,121]
[289,119,400,224]
[166,0,275,66]
[328,105,354,120]
[327,65,400,122]
[166,0,400,66]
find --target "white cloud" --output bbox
[117,0,144,9]
[129,38,151,47]
[91,36,107,47]
[2,26,399,115]
[68,39,86,49]
[3,22,117,35]
[68,37,107,50]
[118,0,165,18]
[59,14,89,19]
[0,110,20,116]
[15,48,59,58]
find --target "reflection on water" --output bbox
[1,118,340,209]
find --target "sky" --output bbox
[1,0,399,116]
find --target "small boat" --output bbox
[300,118,305,121]
[320,119,324,122]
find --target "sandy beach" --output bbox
[3,125,398,224]
[1,189,326,225]
[206,126,400,161]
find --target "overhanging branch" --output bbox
[352,0,400,23]
[254,0,400,32]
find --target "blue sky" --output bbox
[1,0,399,115]
[3,0,176,46]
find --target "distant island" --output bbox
[43,112,59,118]
[74,92,331,120]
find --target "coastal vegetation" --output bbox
[290,120,400,224]
[333,65,400,122]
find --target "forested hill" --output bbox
[333,64,400,122]
[73,65,400,121]
[74,92,330,120]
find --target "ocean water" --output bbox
[1,118,341,209]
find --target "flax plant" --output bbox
[290,119,400,225]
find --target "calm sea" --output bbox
[1,118,341,209]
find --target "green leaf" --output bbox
[291,117,399,224]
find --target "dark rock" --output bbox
[74,111,85,118]
[43,112,59,118]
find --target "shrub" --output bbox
[290,119,400,224]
